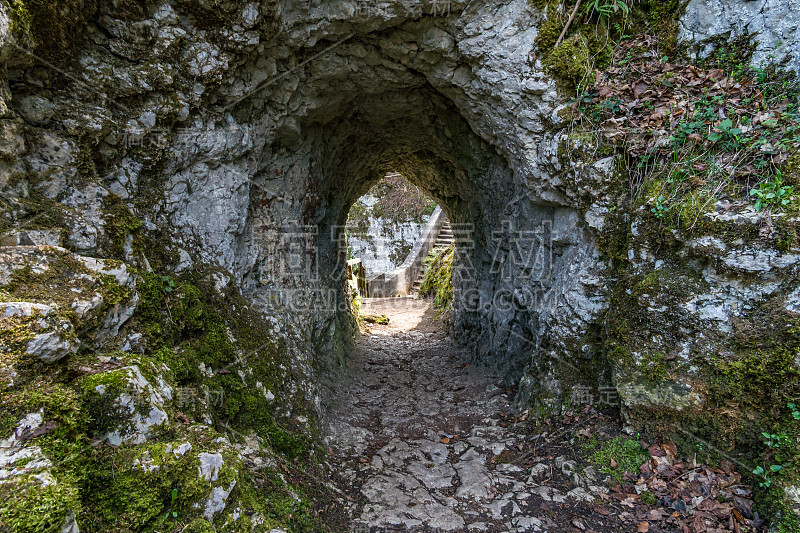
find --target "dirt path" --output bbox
[322,298,599,532]
[322,298,759,533]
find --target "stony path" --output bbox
[322,299,608,533]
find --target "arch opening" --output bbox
[345,171,438,279]
[242,83,548,386]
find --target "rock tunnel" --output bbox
[244,82,583,389]
[122,1,610,399]
[0,0,613,416]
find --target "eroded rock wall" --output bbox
[1,0,609,386]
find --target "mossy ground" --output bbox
[530,0,684,91]
[585,435,649,484]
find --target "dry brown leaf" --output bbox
[636,521,650,532]
[662,442,678,459]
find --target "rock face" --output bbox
[1,0,799,528]
[1,0,596,393]
[679,0,800,73]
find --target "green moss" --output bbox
[132,270,313,430]
[631,0,684,53]
[7,0,97,65]
[0,476,81,533]
[101,194,143,259]
[534,3,564,53]
[263,422,312,461]
[79,438,238,532]
[707,344,800,419]
[184,518,216,533]
[543,32,592,89]
[639,350,668,383]
[0,313,36,360]
[755,485,800,533]
[7,0,33,42]
[0,252,340,532]
[641,490,658,504]
[364,314,390,325]
[533,0,650,90]
[586,436,649,484]
[603,266,702,384]
[79,368,132,437]
[419,243,454,310]
[0,383,85,446]
[0,249,131,335]
[783,153,800,189]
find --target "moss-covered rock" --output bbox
[8,0,97,65]
[543,32,592,89]
[419,243,454,311]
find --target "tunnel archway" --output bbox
[0,0,611,414]
[4,1,793,529]
[238,76,578,389]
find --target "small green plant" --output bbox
[750,170,795,211]
[164,488,179,521]
[707,118,742,142]
[762,432,792,449]
[583,0,629,18]
[160,276,176,293]
[753,464,783,488]
[752,402,800,489]
[587,437,649,484]
[651,195,669,218]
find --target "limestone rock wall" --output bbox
[346,179,436,276]
[679,0,800,73]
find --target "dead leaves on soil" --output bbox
[576,34,798,189]
[601,437,760,533]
